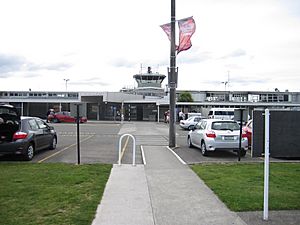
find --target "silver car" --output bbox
[179,116,203,130]
[187,119,248,156]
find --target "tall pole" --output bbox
[169,0,176,147]
[64,79,70,91]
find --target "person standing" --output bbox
[46,109,54,122]
[166,110,170,123]
[164,110,167,123]
[179,110,185,121]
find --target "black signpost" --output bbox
[234,108,248,161]
[238,109,244,161]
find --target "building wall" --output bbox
[1,90,300,122]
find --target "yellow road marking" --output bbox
[38,135,94,163]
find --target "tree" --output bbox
[178,91,193,102]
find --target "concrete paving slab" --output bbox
[91,164,154,225]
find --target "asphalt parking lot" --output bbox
[34,121,134,164]
[1,121,298,164]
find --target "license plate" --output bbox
[224,136,234,140]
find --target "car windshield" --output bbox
[212,121,239,131]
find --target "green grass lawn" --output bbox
[191,163,300,212]
[0,163,112,225]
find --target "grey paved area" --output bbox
[237,210,300,225]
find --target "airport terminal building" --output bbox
[1,68,300,121]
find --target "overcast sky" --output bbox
[0,0,299,93]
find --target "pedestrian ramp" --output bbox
[91,164,154,225]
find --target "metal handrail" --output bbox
[118,134,136,166]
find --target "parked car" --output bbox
[187,119,248,156]
[186,112,202,119]
[48,111,87,123]
[180,116,204,130]
[208,108,235,120]
[242,119,252,148]
[0,104,57,160]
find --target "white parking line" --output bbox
[141,145,146,165]
[166,146,187,165]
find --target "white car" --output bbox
[187,119,248,156]
[179,116,203,130]
[208,108,235,120]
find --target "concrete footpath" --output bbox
[91,146,247,225]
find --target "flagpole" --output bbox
[169,0,176,148]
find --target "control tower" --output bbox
[120,66,167,97]
[133,66,166,88]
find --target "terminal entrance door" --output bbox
[87,103,98,120]
[137,105,143,121]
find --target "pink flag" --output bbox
[177,17,196,54]
[160,23,178,50]
[160,23,172,41]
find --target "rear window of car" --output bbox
[215,111,234,116]
[0,107,18,116]
[212,121,239,131]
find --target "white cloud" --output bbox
[0,0,299,92]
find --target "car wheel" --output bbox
[23,144,34,161]
[201,142,208,156]
[49,137,57,150]
[187,136,193,148]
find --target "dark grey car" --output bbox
[0,104,57,160]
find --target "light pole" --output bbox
[221,81,228,91]
[169,0,177,148]
[221,71,230,91]
[64,79,70,91]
